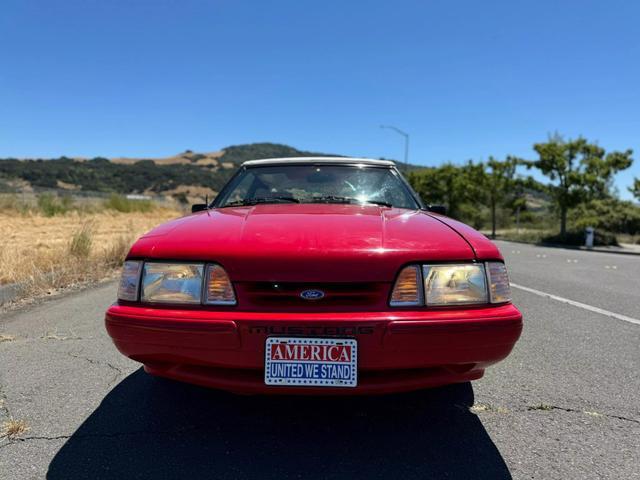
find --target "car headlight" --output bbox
[423,264,488,305]
[117,261,237,305]
[141,262,204,304]
[390,262,511,307]
[117,260,142,301]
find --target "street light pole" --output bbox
[380,125,409,170]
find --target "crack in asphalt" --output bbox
[6,426,200,445]
[66,352,125,387]
[0,385,10,420]
[1,403,635,451]
[41,332,83,341]
[468,401,640,424]
[462,398,640,425]
[525,404,640,424]
[0,426,201,451]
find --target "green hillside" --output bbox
[0,143,335,195]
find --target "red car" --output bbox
[105,157,522,394]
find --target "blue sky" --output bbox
[1,0,638,198]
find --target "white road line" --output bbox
[510,283,640,326]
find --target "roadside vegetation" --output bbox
[407,135,640,247]
[0,193,160,217]
[0,196,182,303]
[103,194,154,213]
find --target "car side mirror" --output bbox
[427,205,447,215]
[191,203,208,213]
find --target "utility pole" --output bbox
[380,125,409,170]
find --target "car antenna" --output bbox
[205,194,209,209]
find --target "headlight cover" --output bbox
[141,262,204,304]
[117,260,142,301]
[486,261,512,303]
[204,264,237,305]
[389,265,423,306]
[423,264,488,306]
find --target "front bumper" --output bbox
[105,304,523,395]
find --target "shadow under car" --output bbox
[47,369,511,479]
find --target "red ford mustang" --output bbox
[105,157,522,394]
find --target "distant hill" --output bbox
[0,143,340,200]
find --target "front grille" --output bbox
[235,282,390,311]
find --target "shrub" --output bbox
[0,194,31,214]
[69,223,93,258]
[37,193,73,216]
[542,229,619,247]
[60,194,74,211]
[570,199,640,236]
[103,235,133,267]
[103,194,153,213]
[172,192,189,204]
[498,229,550,244]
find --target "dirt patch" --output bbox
[111,150,223,165]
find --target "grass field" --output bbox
[0,199,182,301]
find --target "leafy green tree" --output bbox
[408,161,484,221]
[477,156,519,239]
[524,136,633,239]
[631,178,640,201]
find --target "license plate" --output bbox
[265,337,357,387]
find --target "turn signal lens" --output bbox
[390,265,423,306]
[423,264,488,305]
[204,264,237,305]
[117,260,142,301]
[486,261,512,303]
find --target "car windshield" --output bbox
[215,164,419,209]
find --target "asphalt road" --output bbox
[1,240,638,479]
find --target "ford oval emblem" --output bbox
[300,289,325,300]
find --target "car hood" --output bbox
[129,204,498,282]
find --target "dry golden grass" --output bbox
[1,419,29,438]
[0,208,182,299]
[469,403,509,414]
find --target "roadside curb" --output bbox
[495,238,640,256]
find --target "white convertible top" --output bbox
[242,157,396,167]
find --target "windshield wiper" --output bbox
[310,195,393,208]
[224,196,300,207]
[362,199,393,208]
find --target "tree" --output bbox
[407,161,485,221]
[478,156,519,239]
[570,198,640,236]
[524,136,633,239]
[631,178,640,201]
